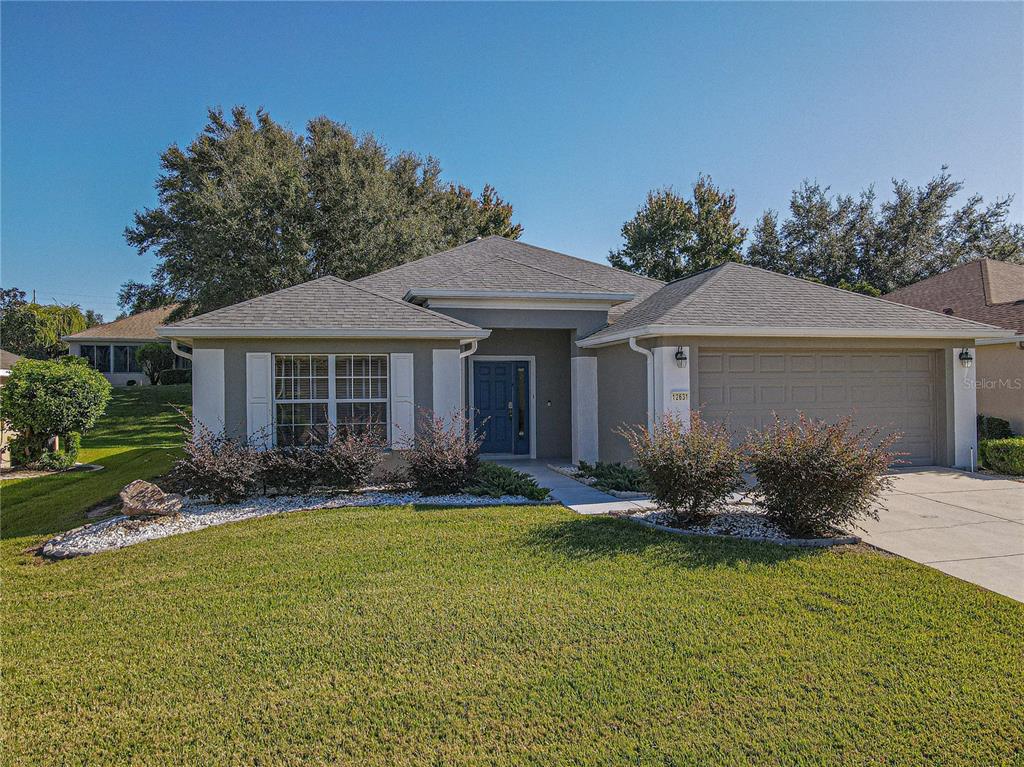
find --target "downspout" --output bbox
[459,339,478,359]
[170,339,192,361]
[628,337,654,433]
[459,340,479,426]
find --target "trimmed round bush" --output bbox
[746,414,897,538]
[0,358,110,466]
[980,437,1024,476]
[158,368,192,385]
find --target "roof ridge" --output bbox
[737,262,1003,330]
[487,236,666,287]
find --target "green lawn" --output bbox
[2,385,1022,765]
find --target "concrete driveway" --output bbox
[859,469,1024,602]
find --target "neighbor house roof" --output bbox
[0,348,22,372]
[157,276,489,340]
[884,259,1024,335]
[577,262,1014,347]
[353,236,664,320]
[64,305,179,343]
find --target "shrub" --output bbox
[404,410,481,496]
[158,368,192,385]
[135,343,177,385]
[463,462,550,501]
[977,414,1014,441]
[576,460,646,492]
[979,437,1024,476]
[318,428,386,491]
[746,414,897,538]
[258,446,323,496]
[0,358,110,465]
[166,416,260,504]
[32,432,81,471]
[618,413,744,524]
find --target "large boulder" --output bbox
[119,479,184,517]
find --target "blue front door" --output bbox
[473,360,530,455]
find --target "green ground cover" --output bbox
[1,383,1021,765]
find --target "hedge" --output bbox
[979,437,1024,476]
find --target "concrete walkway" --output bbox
[859,468,1024,602]
[494,459,651,515]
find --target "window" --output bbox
[274,355,329,446]
[272,354,389,446]
[113,345,143,373]
[81,344,111,372]
[336,354,388,440]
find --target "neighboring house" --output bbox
[885,259,1024,435]
[1,348,22,469]
[63,305,190,386]
[157,236,1015,469]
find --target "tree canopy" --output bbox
[745,169,1024,293]
[125,107,521,317]
[608,176,747,282]
[0,288,88,359]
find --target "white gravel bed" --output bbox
[41,491,548,559]
[623,506,860,548]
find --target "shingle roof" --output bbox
[884,259,1024,334]
[353,236,664,320]
[64,305,179,342]
[579,262,1010,345]
[159,277,487,338]
[0,348,22,370]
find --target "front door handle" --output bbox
[507,401,513,420]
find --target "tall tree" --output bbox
[125,108,521,316]
[745,168,1024,293]
[609,176,747,282]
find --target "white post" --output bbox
[192,348,226,437]
[652,345,691,427]
[570,356,598,464]
[948,347,977,469]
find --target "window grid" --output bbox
[272,354,389,446]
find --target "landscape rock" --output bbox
[119,479,184,517]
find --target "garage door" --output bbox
[697,349,941,465]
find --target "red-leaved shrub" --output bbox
[403,410,481,496]
[167,416,260,504]
[619,412,744,524]
[746,413,898,537]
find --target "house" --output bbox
[156,237,1015,469]
[0,348,21,381]
[64,305,190,386]
[885,259,1024,434]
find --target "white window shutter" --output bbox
[389,352,415,449]
[246,352,273,449]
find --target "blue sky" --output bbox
[2,2,1021,319]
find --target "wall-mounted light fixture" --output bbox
[674,347,688,368]
[958,348,974,368]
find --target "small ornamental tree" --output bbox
[0,358,111,466]
[135,343,177,384]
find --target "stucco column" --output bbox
[192,348,226,437]
[947,346,978,469]
[432,348,463,430]
[570,355,598,464]
[652,345,691,427]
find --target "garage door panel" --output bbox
[699,349,939,465]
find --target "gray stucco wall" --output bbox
[465,328,573,459]
[595,342,648,464]
[437,307,608,345]
[193,338,456,441]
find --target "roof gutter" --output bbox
[577,323,1018,348]
[628,337,655,434]
[156,326,491,341]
